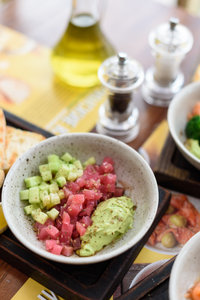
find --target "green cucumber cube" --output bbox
[83,156,96,168]
[73,160,83,170]
[41,170,52,182]
[49,182,59,193]
[55,164,69,179]
[29,187,40,204]
[24,176,42,188]
[48,154,61,173]
[56,176,66,187]
[58,189,65,199]
[61,152,73,163]
[32,211,48,224]
[39,182,49,191]
[24,204,39,215]
[47,208,59,220]
[50,193,60,206]
[40,190,51,208]
[20,189,29,201]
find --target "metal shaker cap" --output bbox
[98,52,144,93]
[149,17,193,55]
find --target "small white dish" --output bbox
[167,81,200,170]
[2,133,159,265]
[169,231,200,300]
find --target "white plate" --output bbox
[169,231,200,300]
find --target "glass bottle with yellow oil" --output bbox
[51,0,115,88]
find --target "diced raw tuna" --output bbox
[76,221,86,236]
[62,245,74,257]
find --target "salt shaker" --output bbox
[142,17,193,107]
[96,52,144,143]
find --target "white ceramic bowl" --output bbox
[167,81,200,170]
[169,231,200,300]
[2,133,158,265]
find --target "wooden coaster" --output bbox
[154,134,200,198]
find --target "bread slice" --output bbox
[0,108,6,169]
[4,126,45,170]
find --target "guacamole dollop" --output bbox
[76,196,135,257]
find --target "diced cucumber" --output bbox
[56,176,66,188]
[83,156,96,168]
[29,187,40,204]
[48,154,62,173]
[58,189,65,199]
[61,152,73,163]
[32,210,48,224]
[24,204,40,215]
[73,160,83,170]
[47,208,59,220]
[20,189,29,201]
[49,182,59,193]
[55,164,69,179]
[50,193,60,207]
[40,190,51,208]
[41,170,52,182]
[48,154,60,163]
[39,182,49,191]
[24,176,42,188]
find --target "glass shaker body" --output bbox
[51,0,115,88]
[142,18,193,107]
[97,53,144,143]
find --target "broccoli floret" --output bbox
[185,115,200,143]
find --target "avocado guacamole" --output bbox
[76,196,135,257]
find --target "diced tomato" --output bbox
[62,245,74,257]
[76,221,86,236]
[51,244,63,255]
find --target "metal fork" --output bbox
[37,289,61,300]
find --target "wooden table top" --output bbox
[0,0,200,299]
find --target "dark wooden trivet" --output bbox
[0,109,172,300]
[0,187,170,300]
[154,134,200,198]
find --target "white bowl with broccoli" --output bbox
[168,81,200,170]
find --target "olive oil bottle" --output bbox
[51,0,115,88]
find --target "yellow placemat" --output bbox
[0,25,106,135]
[0,204,7,233]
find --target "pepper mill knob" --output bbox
[169,17,179,31]
[118,52,127,65]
